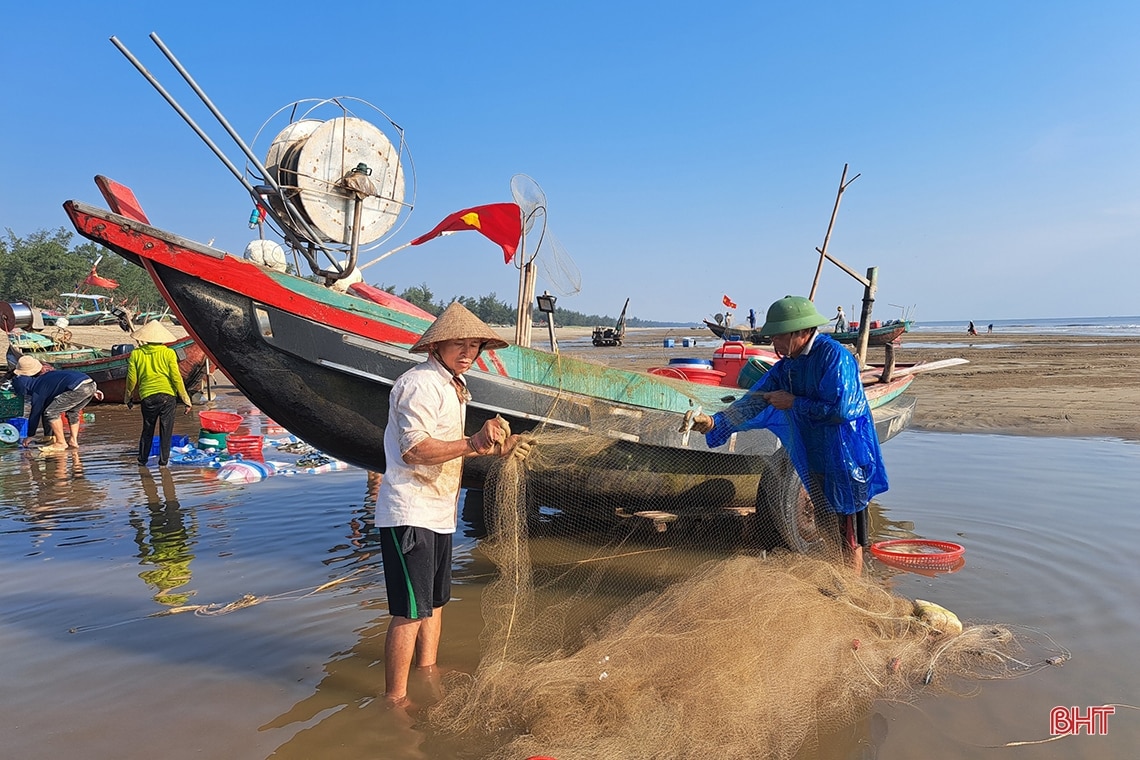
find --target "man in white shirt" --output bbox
[376,302,525,709]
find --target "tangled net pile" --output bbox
[428,429,1046,759]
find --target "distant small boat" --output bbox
[705,317,912,347]
[702,319,769,345]
[830,320,912,346]
[40,309,112,327]
[41,293,116,326]
[5,336,208,404]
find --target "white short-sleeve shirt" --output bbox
[375,354,467,533]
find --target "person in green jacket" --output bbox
[124,321,192,466]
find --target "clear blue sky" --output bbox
[3,2,1138,323]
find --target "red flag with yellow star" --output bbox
[410,203,522,264]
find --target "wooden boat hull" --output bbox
[63,196,916,531]
[6,337,208,404]
[703,319,769,345]
[707,318,912,348]
[40,310,112,327]
[831,321,911,346]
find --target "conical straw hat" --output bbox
[135,320,176,344]
[410,302,509,353]
[13,355,44,376]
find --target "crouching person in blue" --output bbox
[689,295,887,571]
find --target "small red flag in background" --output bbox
[410,203,522,264]
[84,267,118,289]
[722,294,737,310]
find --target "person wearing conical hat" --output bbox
[10,355,104,452]
[688,295,887,572]
[124,320,193,467]
[376,301,530,709]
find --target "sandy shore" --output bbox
[533,326,1140,442]
[24,322,1139,442]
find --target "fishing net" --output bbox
[423,426,1048,760]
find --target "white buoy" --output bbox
[244,240,287,272]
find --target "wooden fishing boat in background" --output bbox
[702,318,769,344]
[40,293,117,326]
[705,317,912,347]
[830,319,912,346]
[5,336,208,404]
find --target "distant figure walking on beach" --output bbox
[987,324,993,334]
[834,306,848,333]
[11,355,103,452]
[967,321,978,336]
[124,321,193,467]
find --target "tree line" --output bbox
[1,228,663,328]
[1,228,167,311]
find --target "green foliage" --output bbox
[1,227,166,310]
[398,282,439,315]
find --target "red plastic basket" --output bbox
[226,434,264,460]
[199,410,244,433]
[870,539,965,569]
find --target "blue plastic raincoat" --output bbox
[706,333,887,515]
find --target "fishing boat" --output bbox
[64,175,920,544]
[40,293,117,327]
[59,36,937,549]
[707,317,911,347]
[830,319,912,346]
[5,336,208,404]
[702,318,769,345]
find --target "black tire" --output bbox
[756,450,825,554]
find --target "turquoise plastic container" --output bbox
[736,356,775,389]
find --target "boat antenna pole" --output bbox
[109,35,344,276]
[808,163,860,302]
[147,34,344,274]
[109,36,252,196]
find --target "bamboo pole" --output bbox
[854,266,877,368]
[808,164,860,302]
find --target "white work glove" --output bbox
[680,410,714,434]
[505,434,536,461]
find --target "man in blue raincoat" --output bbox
[689,295,887,569]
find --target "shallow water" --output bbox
[1,406,1137,759]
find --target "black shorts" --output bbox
[379,526,452,619]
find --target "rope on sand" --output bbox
[68,568,368,633]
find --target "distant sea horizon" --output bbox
[910,315,1140,337]
[647,314,1140,337]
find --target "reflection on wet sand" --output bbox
[132,467,197,606]
[20,448,108,516]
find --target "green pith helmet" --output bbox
[759,295,830,336]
